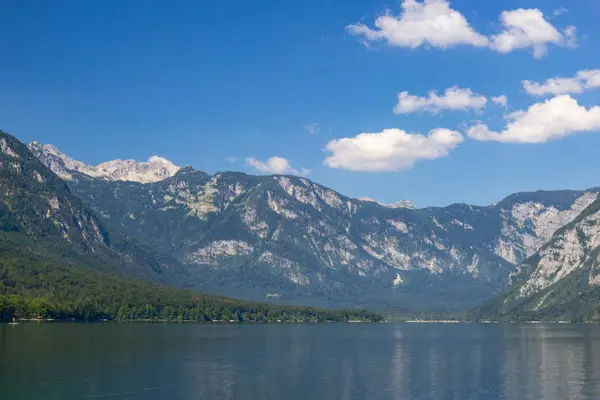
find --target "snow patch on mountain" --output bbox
[29,141,179,183]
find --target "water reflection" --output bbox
[2,323,600,399]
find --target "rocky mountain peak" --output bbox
[358,197,417,209]
[28,142,180,183]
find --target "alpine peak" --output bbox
[28,142,180,183]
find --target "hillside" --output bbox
[26,136,600,311]
[472,197,600,321]
[0,232,380,322]
[1,130,189,284]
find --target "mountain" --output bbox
[358,197,417,209]
[1,130,381,323]
[1,134,109,250]
[28,142,180,183]
[28,140,600,311]
[0,131,188,283]
[473,197,600,321]
[0,230,380,323]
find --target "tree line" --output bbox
[0,244,382,323]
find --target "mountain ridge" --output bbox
[8,134,599,312]
[1,131,190,285]
[472,196,600,321]
[28,140,599,210]
[28,141,180,183]
[27,139,600,310]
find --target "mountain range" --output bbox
[3,129,600,316]
[474,196,600,321]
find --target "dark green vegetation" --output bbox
[0,233,381,322]
[49,144,600,311]
[5,128,600,319]
[0,131,189,284]
[0,130,381,322]
[65,166,512,311]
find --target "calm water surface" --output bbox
[1,323,600,399]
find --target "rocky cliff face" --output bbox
[474,195,600,320]
[1,134,109,251]
[475,197,600,319]
[1,132,187,284]
[28,142,180,183]
[27,140,600,310]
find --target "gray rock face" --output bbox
[1,134,110,251]
[28,142,180,183]
[1,132,188,285]
[30,142,600,310]
[476,198,600,319]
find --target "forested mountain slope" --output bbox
[23,135,599,310]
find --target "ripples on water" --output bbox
[1,323,600,399]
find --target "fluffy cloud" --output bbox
[348,2,576,58]
[245,156,310,176]
[490,9,576,58]
[467,95,600,143]
[394,86,487,114]
[491,95,508,108]
[324,128,463,172]
[346,0,489,50]
[523,69,600,96]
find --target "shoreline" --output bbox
[5,318,591,325]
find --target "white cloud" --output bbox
[491,95,508,108]
[346,3,577,58]
[523,69,600,96]
[245,156,310,176]
[346,0,489,50]
[553,7,568,17]
[226,156,237,163]
[490,9,576,58]
[324,128,463,172]
[305,123,321,135]
[394,86,487,114]
[467,95,600,143]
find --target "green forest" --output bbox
[0,237,382,323]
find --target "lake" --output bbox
[1,323,600,399]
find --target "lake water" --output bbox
[2,323,600,399]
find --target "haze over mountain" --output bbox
[19,135,599,311]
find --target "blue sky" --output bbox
[1,0,600,207]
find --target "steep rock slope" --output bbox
[1,134,109,250]
[29,140,600,310]
[28,142,179,183]
[0,131,186,283]
[475,197,600,320]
